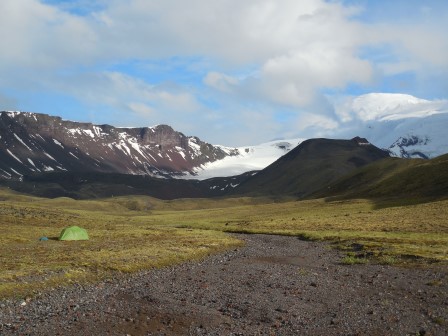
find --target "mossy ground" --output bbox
[1,187,447,298]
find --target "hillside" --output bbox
[315,153,448,200]
[232,137,390,197]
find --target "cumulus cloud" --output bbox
[333,93,448,122]
[204,72,239,93]
[258,48,372,107]
[0,0,97,71]
[367,25,448,83]
[54,71,202,117]
[0,0,447,145]
[127,102,155,117]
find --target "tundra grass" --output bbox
[1,187,447,299]
[0,189,241,299]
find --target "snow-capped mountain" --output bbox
[334,93,448,159]
[0,111,239,179]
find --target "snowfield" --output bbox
[186,138,304,180]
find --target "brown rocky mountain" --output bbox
[0,111,238,179]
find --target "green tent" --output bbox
[59,226,89,241]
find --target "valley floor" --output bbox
[1,234,447,336]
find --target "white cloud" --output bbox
[204,72,239,93]
[0,93,18,111]
[367,23,448,79]
[292,112,339,136]
[127,102,155,117]
[36,71,202,127]
[0,0,447,146]
[197,0,374,109]
[0,0,97,71]
[259,48,372,107]
[333,93,448,122]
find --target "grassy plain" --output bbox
[135,196,448,262]
[0,188,241,298]
[1,187,447,298]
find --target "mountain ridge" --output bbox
[2,92,448,183]
[1,136,446,202]
[0,111,239,179]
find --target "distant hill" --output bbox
[314,154,448,200]
[232,137,390,197]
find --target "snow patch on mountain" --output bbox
[14,134,33,151]
[7,149,22,163]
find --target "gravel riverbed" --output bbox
[1,234,447,335]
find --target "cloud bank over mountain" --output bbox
[0,0,447,145]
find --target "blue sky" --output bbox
[0,0,447,146]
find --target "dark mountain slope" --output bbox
[0,171,255,200]
[232,137,390,197]
[314,154,448,200]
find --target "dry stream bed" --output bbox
[1,234,447,335]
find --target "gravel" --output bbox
[1,234,447,335]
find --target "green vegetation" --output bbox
[341,255,369,265]
[137,196,448,262]
[319,154,448,200]
[1,186,447,299]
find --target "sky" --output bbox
[0,0,447,146]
